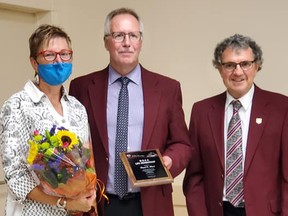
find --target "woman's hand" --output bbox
[66,189,96,212]
[28,186,96,213]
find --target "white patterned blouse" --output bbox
[0,80,90,216]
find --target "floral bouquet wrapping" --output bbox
[27,125,99,215]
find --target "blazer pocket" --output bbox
[270,199,281,214]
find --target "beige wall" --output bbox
[1,0,288,215]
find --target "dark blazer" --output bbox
[183,85,288,216]
[69,65,192,216]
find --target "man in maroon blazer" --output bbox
[183,34,288,216]
[69,8,192,216]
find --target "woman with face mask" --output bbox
[0,24,97,216]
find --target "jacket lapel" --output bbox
[244,86,269,174]
[141,68,161,149]
[88,69,109,155]
[208,93,226,170]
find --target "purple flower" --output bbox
[50,125,57,136]
[31,164,45,171]
[48,159,61,173]
[57,126,67,131]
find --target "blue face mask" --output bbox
[38,62,72,86]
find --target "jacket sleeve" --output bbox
[183,105,208,216]
[162,81,193,177]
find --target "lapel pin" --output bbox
[256,118,262,124]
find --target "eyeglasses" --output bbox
[221,60,255,72]
[37,50,73,62]
[106,31,142,43]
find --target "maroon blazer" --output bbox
[183,85,288,216]
[69,65,192,216]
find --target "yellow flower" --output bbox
[27,140,39,164]
[57,130,78,151]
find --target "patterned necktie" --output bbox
[114,77,130,198]
[226,100,244,206]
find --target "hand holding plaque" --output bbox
[120,149,173,187]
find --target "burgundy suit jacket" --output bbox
[69,65,192,216]
[183,85,288,216]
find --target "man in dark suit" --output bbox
[69,8,192,216]
[183,34,288,216]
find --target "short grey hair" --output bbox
[104,7,144,37]
[212,34,263,71]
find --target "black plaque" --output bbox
[120,149,173,187]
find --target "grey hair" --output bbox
[212,34,263,71]
[103,7,144,37]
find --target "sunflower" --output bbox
[56,130,78,151]
[27,140,39,164]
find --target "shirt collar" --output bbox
[225,84,255,111]
[108,64,141,85]
[24,80,69,103]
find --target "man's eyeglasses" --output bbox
[106,31,142,43]
[37,50,73,62]
[221,60,255,72]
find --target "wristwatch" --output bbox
[56,197,67,209]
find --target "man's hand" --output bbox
[162,155,172,170]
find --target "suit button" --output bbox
[221,174,224,179]
[106,157,108,161]
[218,202,222,207]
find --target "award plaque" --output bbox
[120,149,173,187]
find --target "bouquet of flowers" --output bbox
[26,125,98,213]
